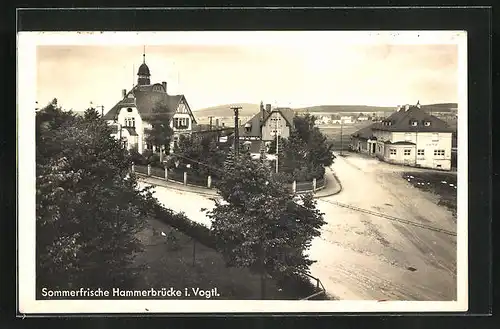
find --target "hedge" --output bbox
[149,202,327,300]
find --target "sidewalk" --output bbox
[312,168,343,198]
[136,170,342,199]
[136,173,218,197]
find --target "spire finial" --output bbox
[143,45,146,63]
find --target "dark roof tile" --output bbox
[371,105,453,132]
[103,84,194,123]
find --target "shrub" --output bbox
[129,147,146,165]
[148,154,161,167]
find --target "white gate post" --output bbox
[164,167,168,180]
[147,164,151,176]
[207,175,212,188]
[292,181,296,193]
[183,172,187,185]
[131,162,135,173]
[313,178,317,192]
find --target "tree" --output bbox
[169,133,227,179]
[144,102,174,163]
[206,154,326,299]
[280,114,335,182]
[36,103,155,293]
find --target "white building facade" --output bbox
[351,103,454,170]
[104,53,197,154]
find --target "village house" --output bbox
[340,116,354,124]
[350,102,454,170]
[235,102,295,159]
[103,52,197,154]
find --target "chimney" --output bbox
[122,89,127,98]
[239,119,242,127]
[265,103,272,113]
[215,118,220,127]
[260,101,265,121]
[162,81,167,93]
[222,122,225,127]
[405,104,410,111]
[416,100,421,108]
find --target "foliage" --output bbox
[206,154,326,285]
[143,101,174,158]
[168,133,227,179]
[36,104,155,292]
[129,147,147,165]
[280,114,335,182]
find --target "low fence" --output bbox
[133,164,325,193]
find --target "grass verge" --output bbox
[133,217,327,300]
[402,171,457,219]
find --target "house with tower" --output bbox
[103,50,197,154]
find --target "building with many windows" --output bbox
[350,102,455,170]
[103,52,197,154]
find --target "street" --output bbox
[138,153,458,301]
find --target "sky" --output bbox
[36,37,459,112]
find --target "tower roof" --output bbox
[137,48,150,76]
[137,63,150,76]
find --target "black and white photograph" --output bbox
[18,30,468,314]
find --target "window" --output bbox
[410,120,418,126]
[404,149,411,156]
[127,107,133,113]
[390,149,396,155]
[434,149,445,156]
[124,117,135,127]
[424,121,431,126]
[173,118,189,129]
[417,149,425,156]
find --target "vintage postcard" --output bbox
[18,30,468,314]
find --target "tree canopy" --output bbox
[143,101,174,161]
[36,103,155,292]
[206,153,326,297]
[167,133,227,179]
[280,114,335,182]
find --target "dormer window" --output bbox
[127,108,133,113]
[410,120,418,126]
[424,121,431,126]
[245,122,251,133]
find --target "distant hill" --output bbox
[192,103,260,118]
[193,103,458,118]
[294,105,396,114]
[420,103,458,112]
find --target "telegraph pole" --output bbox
[275,113,279,173]
[340,118,344,156]
[231,106,241,156]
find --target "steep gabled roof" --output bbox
[262,107,294,127]
[371,105,453,132]
[103,84,194,122]
[238,107,296,139]
[238,112,264,138]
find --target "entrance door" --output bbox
[372,143,376,154]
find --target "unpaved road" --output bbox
[310,153,457,301]
[138,153,458,301]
